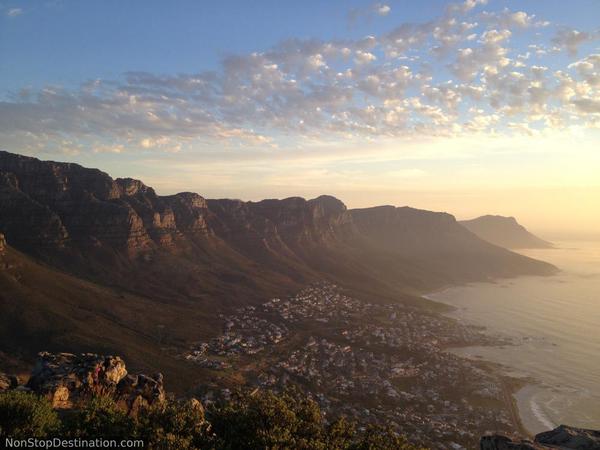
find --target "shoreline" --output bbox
[423,285,540,438]
[446,344,534,437]
[514,384,558,436]
[500,376,531,437]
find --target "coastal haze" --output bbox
[1,0,599,448]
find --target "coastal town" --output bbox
[184,283,519,449]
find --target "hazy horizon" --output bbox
[1,0,599,236]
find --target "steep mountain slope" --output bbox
[460,215,553,249]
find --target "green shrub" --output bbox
[324,417,357,449]
[0,390,60,439]
[208,389,327,449]
[207,388,423,450]
[137,399,212,449]
[63,395,135,439]
[350,425,424,450]
[0,388,424,449]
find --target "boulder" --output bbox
[481,425,600,450]
[115,372,166,416]
[0,232,5,253]
[536,425,600,449]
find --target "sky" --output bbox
[1,0,600,236]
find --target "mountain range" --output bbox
[0,150,556,390]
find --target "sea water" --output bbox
[427,241,600,434]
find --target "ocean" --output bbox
[426,241,600,435]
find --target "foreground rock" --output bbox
[481,425,600,449]
[25,352,165,415]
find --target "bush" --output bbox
[208,389,329,449]
[137,399,212,449]
[0,390,60,439]
[350,425,424,450]
[207,388,423,450]
[0,388,424,449]
[63,395,136,439]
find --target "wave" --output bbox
[530,395,557,431]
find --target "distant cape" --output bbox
[460,215,553,249]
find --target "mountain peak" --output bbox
[308,195,347,214]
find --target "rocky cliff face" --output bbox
[0,151,216,257]
[481,426,600,449]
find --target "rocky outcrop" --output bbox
[481,426,600,449]
[24,352,165,415]
[27,352,127,408]
[114,372,166,416]
[0,233,5,253]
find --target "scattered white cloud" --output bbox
[1,0,599,155]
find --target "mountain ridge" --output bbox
[0,150,556,301]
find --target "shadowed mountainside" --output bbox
[460,215,553,249]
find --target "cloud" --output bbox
[1,1,599,155]
[572,98,600,113]
[481,8,537,29]
[449,29,512,81]
[6,7,23,17]
[568,54,600,86]
[348,2,391,25]
[375,3,391,16]
[552,28,599,56]
[354,50,377,64]
[447,0,488,15]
